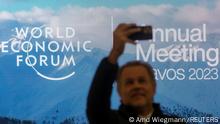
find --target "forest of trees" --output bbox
[0,103,218,124]
[60,116,87,124]
[0,117,35,124]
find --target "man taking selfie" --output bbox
[87,23,185,124]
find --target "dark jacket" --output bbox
[87,58,185,124]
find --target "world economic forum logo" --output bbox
[1,25,92,80]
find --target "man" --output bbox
[87,23,185,124]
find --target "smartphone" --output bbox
[128,26,152,41]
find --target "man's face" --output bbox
[118,65,156,108]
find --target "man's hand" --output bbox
[108,23,141,64]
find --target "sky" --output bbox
[0,0,220,50]
[0,0,215,12]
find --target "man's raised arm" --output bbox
[86,24,140,124]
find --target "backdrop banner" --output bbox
[0,0,219,124]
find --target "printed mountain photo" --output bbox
[0,0,220,124]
